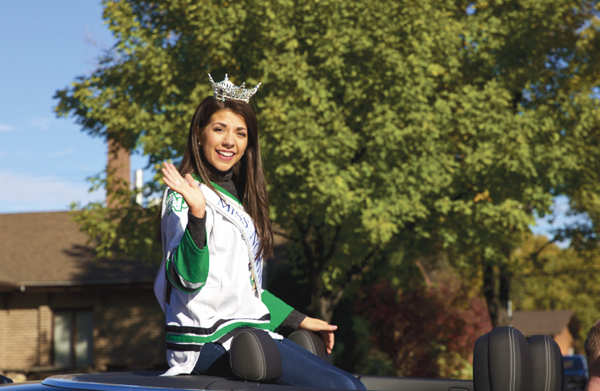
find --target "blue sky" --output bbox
[0,2,579,245]
[0,1,146,213]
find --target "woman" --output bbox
[154,74,365,389]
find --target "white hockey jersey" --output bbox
[154,181,292,376]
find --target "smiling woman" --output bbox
[153,75,365,390]
[172,95,266,241]
[199,110,248,172]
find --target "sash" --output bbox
[200,183,263,296]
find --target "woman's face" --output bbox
[198,109,249,172]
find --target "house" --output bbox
[0,211,166,376]
[511,309,579,355]
[0,143,167,378]
[0,210,166,376]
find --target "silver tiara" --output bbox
[208,74,261,103]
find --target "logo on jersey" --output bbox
[166,192,188,215]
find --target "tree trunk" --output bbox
[308,274,341,323]
[299,223,358,324]
[483,264,511,327]
[317,296,336,323]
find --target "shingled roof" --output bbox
[511,310,575,336]
[0,211,158,292]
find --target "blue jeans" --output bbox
[193,338,366,390]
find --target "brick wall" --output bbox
[0,286,166,372]
[0,293,45,369]
[93,287,166,371]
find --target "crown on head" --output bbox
[208,74,261,103]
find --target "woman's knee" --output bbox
[352,377,367,390]
[277,338,365,390]
[337,373,366,390]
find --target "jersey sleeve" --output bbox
[279,310,308,329]
[261,290,294,331]
[162,190,210,293]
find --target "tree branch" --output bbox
[323,225,342,262]
[336,248,379,291]
[273,230,298,242]
[528,237,558,263]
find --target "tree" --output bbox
[355,270,491,378]
[511,234,600,347]
[56,0,600,324]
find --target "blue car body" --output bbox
[563,354,588,390]
[0,371,474,391]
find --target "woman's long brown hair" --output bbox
[157,96,273,259]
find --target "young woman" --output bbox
[154,75,365,389]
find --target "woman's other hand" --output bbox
[298,316,338,354]
[161,162,206,218]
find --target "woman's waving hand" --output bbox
[161,162,206,218]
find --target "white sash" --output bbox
[200,183,263,296]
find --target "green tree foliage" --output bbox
[512,234,600,347]
[56,0,600,323]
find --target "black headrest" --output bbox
[473,327,533,391]
[229,329,282,382]
[528,335,564,391]
[288,330,332,363]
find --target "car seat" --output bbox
[473,327,564,391]
[528,335,564,391]
[229,329,283,382]
[288,329,332,363]
[473,327,533,391]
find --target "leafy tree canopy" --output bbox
[56,0,600,321]
[512,234,600,348]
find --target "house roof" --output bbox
[511,310,575,336]
[0,211,158,291]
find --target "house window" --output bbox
[53,310,94,368]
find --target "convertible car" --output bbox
[0,327,564,391]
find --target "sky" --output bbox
[0,2,581,245]
[0,1,147,213]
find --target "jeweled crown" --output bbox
[208,74,261,103]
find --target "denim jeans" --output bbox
[192,338,366,390]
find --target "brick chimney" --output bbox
[107,139,130,208]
